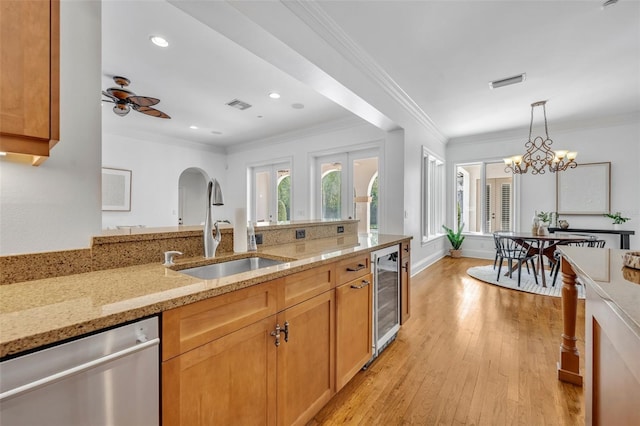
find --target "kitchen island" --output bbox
[0,233,408,358]
[1,231,410,425]
[557,247,640,425]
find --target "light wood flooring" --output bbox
[309,257,585,425]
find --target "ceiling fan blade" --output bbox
[128,95,160,107]
[133,105,171,119]
[102,90,118,102]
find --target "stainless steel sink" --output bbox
[178,257,286,280]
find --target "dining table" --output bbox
[496,232,591,287]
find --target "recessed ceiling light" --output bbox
[268,92,281,99]
[489,73,526,89]
[150,35,169,48]
[189,125,198,130]
[291,103,305,109]
[211,131,222,135]
[257,115,264,118]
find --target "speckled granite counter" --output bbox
[0,234,408,358]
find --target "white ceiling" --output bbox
[102,0,640,148]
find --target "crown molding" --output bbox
[282,1,447,144]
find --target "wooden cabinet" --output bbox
[0,0,59,165]
[585,282,640,426]
[161,281,278,425]
[277,290,335,426]
[162,264,337,426]
[162,316,277,426]
[336,273,372,390]
[400,241,411,324]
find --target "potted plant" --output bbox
[604,211,630,230]
[536,211,552,235]
[442,223,465,258]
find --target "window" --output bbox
[421,147,444,242]
[316,149,379,234]
[250,162,291,223]
[455,161,513,234]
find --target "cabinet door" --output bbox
[277,291,335,426]
[336,273,372,390]
[162,316,277,426]
[0,0,59,161]
[400,241,411,324]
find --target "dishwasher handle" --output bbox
[0,337,160,402]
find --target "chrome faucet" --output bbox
[204,178,224,258]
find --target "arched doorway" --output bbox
[178,168,209,225]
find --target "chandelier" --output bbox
[504,101,577,175]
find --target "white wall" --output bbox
[102,133,227,229]
[446,117,640,257]
[0,1,102,255]
[225,120,387,227]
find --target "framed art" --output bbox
[556,162,610,215]
[102,167,132,211]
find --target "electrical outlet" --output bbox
[255,234,263,245]
[295,229,306,239]
[337,226,344,234]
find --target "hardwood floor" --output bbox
[309,257,585,425]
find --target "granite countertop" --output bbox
[559,247,640,333]
[0,234,409,358]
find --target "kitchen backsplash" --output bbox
[0,220,358,285]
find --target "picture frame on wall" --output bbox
[556,162,610,215]
[102,167,132,211]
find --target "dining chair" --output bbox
[495,235,539,287]
[550,239,606,286]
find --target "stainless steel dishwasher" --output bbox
[0,316,159,426]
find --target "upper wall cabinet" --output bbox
[0,0,59,166]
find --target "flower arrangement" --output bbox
[604,211,630,225]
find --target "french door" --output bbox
[251,162,291,223]
[316,150,378,233]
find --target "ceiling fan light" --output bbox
[268,92,281,99]
[150,35,169,48]
[113,103,130,116]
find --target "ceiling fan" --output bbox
[102,76,171,119]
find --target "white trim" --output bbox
[282,0,447,144]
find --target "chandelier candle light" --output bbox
[504,101,577,175]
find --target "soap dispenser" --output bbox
[247,222,257,252]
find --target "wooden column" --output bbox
[557,257,583,386]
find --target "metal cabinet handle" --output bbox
[346,263,366,272]
[402,262,409,271]
[283,321,289,342]
[403,245,410,253]
[350,280,370,289]
[0,338,159,402]
[270,324,281,347]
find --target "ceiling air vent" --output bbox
[489,73,526,89]
[226,99,252,110]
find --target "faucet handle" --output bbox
[163,251,183,266]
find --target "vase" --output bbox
[613,223,622,231]
[537,224,549,236]
[449,249,462,258]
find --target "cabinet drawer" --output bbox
[336,254,370,286]
[162,280,278,361]
[278,264,335,310]
[336,273,373,390]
